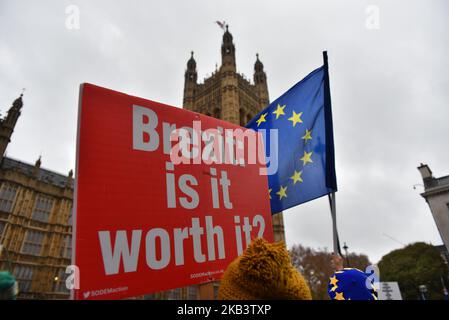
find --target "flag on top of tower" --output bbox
[215,20,226,30]
[246,52,337,213]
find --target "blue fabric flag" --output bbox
[246,63,337,213]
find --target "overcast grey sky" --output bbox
[1,0,448,263]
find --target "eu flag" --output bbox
[246,55,337,213]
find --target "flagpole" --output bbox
[328,192,340,256]
[323,51,341,257]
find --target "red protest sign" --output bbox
[73,84,273,300]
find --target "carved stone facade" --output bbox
[0,95,73,299]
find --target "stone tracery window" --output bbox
[21,230,45,256]
[0,183,18,213]
[31,195,54,223]
[14,265,34,292]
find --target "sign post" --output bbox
[73,83,274,300]
[378,282,403,300]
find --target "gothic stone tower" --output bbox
[0,94,23,162]
[182,26,285,242]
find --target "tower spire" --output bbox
[221,25,235,69]
[183,51,198,110]
[254,53,269,108]
[0,92,24,161]
[186,50,197,76]
[254,53,264,73]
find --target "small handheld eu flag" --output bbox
[246,52,337,214]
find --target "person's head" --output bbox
[327,268,378,300]
[218,238,312,300]
[330,254,344,271]
[0,271,18,300]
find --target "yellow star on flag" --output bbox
[276,185,287,200]
[268,188,272,200]
[256,113,267,127]
[288,111,303,127]
[290,170,303,185]
[329,276,339,287]
[300,151,313,166]
[272,104,286,119]
[334,292,345,300]
[302,129,312,142]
